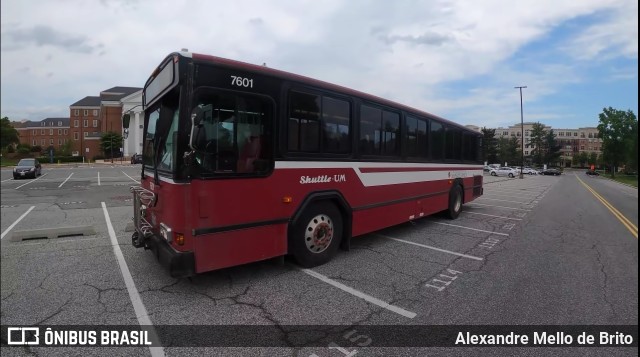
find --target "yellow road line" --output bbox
[576,175,638,238]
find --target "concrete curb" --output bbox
[10,225,96,242]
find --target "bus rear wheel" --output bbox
[290,202,342,268]
[446,185,463,219]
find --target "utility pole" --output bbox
[514,86,527,179]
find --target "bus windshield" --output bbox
[142,88,180,174]
[189,89,272,176]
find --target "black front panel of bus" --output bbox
[193,64,284,101]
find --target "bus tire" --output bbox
[290,202,342,268]
[446,184,463,220]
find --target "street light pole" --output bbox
[515,86,527,179]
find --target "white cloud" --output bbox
[1,0,636,127]
[563,0,638,60]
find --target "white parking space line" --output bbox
[467,202,532,211]
[461,211,523,221]
[122,171,140,184]
[98,172,101,186]
[487,187,546,193]
[522,185,552,189]
[478,197,533,205]
[300,268,417,319]
[1,206,35,239]
[58,173,74,188]
[377,234,483,261]
[484,191,539,198]
[14,173,48,190]
[101,202,165,357]
[2,178,14,182]
[428,221,510,236]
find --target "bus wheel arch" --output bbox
[288,191,352,267]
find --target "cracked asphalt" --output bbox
[1,166,637,356]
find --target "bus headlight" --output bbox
[159,222,173,242]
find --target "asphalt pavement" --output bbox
[1,167,637,356]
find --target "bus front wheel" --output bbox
[290,202,342,268]
[446,185,463,220]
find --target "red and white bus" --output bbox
[127,50,484,277]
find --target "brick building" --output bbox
[493,123,602,167]
[69,96,102,157]
[10,86,141,160]
[13,118,71,152]
[69,86,141,159]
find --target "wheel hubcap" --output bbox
[305,214,334,253]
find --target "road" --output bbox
[1,166,637,356]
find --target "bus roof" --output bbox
[182,51,475,133]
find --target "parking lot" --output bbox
[1,165,637,356]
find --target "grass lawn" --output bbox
[0,158,18,167]
[608,175,638,188]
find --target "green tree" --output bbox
[1,116,20,150]
[100,132,124,158]
[627,122,638,173]
[577,152,589,167]
[509,136,522,167]
[572,154,579,167]
[588,152,598,166]
[497,136,520,166]
[59,140,73,156]
[596,153,604,167]
[481,127,498,164]
[597,107,637,177]
[544,130,561,166]
[527,122,546,166]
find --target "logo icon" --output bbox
[7,327,39,345]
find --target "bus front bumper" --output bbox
[133,231,195,278]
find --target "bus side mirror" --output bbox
[189,107,204,151]
[122,114,131,129]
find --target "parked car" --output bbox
[586,170,599,176]
[489,167,518,178]
[541,168,562,176]
[483,165,491,172]
[522,167,538,175]
[131,154,143,164]
[13,158,42,179]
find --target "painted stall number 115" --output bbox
[231,76,254,88]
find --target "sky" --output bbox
[1,0,637,129]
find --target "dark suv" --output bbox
[130,154,143,164]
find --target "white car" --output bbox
[489,167,518,178]
[516,166,538,175]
